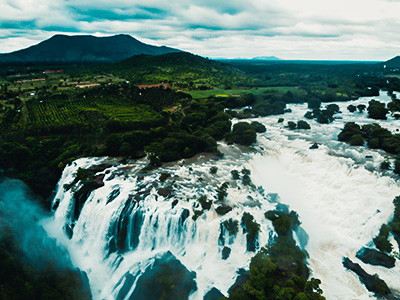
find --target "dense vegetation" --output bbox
[338,122,400,158]
[225,210,325,300]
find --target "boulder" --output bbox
[204,287,224,300]
[222,246,231,260]
[158,187,173,198]
[356,247,395,268]
[128,251,197,300]
[343,257,390,296]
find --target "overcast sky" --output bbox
[1,0,399,60]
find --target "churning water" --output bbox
[45,91,400,299]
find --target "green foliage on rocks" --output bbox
[373,224,393,253]
[225,122,257,146]
[367,100,388,120]
[225,210,325,300]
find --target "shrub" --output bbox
[159,173,171,182]
[222,219,239,235]
[368,100,388,120]
[251,121,266,133]
[326,104,340,114]
[347,104,357,113]
[231,170,240,180]
[297,120,311,130]
[198,195,212,210]
[287,121,297,130]
[210,166,218,174]
[304,111,314,119]
[394,159,400,175]
[380,160,390,170]
[307,98,321,109]
[357,104,366,112]
[216,182,229,201]
[227,122,257,146]
[350,134,364,146]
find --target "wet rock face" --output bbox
[203,287,224,300]
[356,247,395,268]
[125,251,197,300]
[222,246,231,260]
[343,257,390,296]
[73,178,104,220]
[158,187,173,198]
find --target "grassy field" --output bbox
[188,86,306,99]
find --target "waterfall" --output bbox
[45,153,276,299]
[45,91,400,299]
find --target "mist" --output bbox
[0,178,73,271]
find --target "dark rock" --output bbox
[65,223,74,239]
[215,205,233,216]
[106,188,121,205]
[356,247,395,268]
[107,171,124,181]
[52,199,60,211]
[343,257,390,296]
[89,163,112,173]
[204,287,224,300]
[80,271,92,299]
[219,219,239,247]
[128,251,197,300]
[108,195,143,254]
[179,209,190,226]
[117,273,135,300]
[309,143,319,149]
[94,174,105,185]
[222,246,231,260]
[108,237,117,255]
[158,187,173,198]
[227,268,249,296]
[133,189,151,202]
[73,178,104,220]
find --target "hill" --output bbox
[108,52,249,87]
[252,56,282,60]
[0,34,181,64]
[382,56,400,69]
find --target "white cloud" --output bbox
[0,0,399,59]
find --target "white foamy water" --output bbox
[45,91,400,299]
[249,91,400,299]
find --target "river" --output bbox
[44,90,400,299]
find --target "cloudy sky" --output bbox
[1,0,399,60]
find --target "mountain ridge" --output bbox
[0,34,182,64]
[382,56,400,68]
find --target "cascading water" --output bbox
[45,152,277,300]
[45,90,400,299]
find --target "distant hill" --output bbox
[0,34,182,64]
[382,56,400,68]
[108,52,248,86]
[252,56,282,61]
